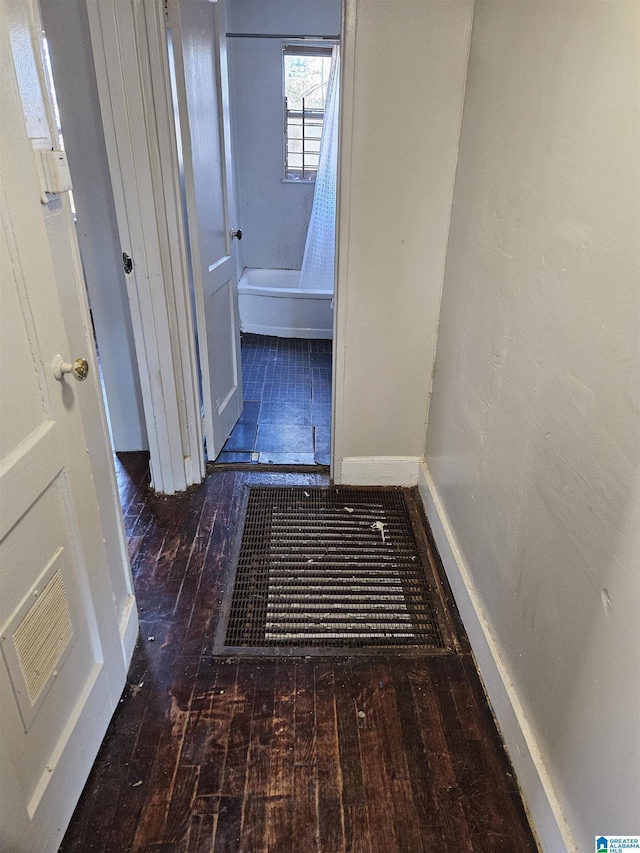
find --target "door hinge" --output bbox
[122,253,133,275]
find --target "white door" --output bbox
[0,2,135,850]
[168,0,244,458]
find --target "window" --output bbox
[283,45,333,181]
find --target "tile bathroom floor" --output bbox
[215,334,332,466]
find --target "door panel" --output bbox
[0,242,44,456]
[1,477,101,754]
[209,277,241,413]
[168,0,243,457]
[0,2,134,849]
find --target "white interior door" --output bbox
[168,0,243,458]
[0,2,135,850]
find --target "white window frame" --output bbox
[282,41,335,183]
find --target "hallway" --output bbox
[60,456,537,852]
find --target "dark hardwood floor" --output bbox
[60,454,538,852]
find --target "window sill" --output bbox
[282,178,316,185]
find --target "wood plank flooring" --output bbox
[60,454,539,852]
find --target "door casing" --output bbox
[87,0,205,494]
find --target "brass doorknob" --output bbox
[52,354,89,382]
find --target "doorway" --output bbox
[209,5,342,466]
[43,0,343,489]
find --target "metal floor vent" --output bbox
[222,487,448,651]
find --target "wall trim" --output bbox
[339,456,419,486]
[417,459,577,853]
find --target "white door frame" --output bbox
[87,0,204,494]
[330,0,353,484]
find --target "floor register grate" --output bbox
[221,486,449,652]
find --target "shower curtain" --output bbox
[299,45,340,292]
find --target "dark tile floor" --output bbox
[216,334,332,466]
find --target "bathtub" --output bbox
[237,268,333,339]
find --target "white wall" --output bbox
[424,2,640,849]
[334,0,474,481]
[40,0,147,452]
[227,0,341,270]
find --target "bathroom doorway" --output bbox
[212,3,341,466]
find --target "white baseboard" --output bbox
[119,593,139,668]
[417,459,576,853]
[338,456,420,486]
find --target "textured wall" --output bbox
[425,3,640,847]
